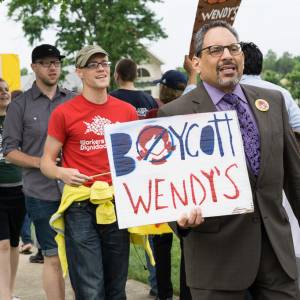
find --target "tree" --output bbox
[7,0,167,73]
[262,50,300,100]
[21,67,28,76]
[276,51,295,75]
[262,69,281,85]
[286,62,300,100]
[263,49,277,72]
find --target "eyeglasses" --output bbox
[35,60,61,68]
[84,61,112,69]
[197,43,242,57]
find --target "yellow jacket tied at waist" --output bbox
[50,181,171,276]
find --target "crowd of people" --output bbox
[0,19,300,300]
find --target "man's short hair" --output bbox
[194,20,239,57]
[241,42,263,75]
[115,58,137,82]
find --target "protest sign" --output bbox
[189,0,242,58]
[0,54,21,91]
[105,111,253,229]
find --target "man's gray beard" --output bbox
[217,75,240,88]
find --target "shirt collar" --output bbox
[203,81,248,105]
[31,81,66,101]
[241,74,262,82]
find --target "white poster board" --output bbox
[105,111,253,229]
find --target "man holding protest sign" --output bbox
[158,20,300,299]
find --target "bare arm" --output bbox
[184,54,198,86]
[6,150,41,168]
[40,135,90,186]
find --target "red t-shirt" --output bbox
[48,95,138,185]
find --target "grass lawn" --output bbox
[128,234,181,295]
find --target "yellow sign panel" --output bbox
[0,54,21,92]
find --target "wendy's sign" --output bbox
[105,111,253,229]
[189,0,242,58]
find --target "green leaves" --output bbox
[262,51,300,101]
[6,0,167,71]
[285,62,300,100]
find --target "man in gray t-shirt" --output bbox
[3,44,75,300]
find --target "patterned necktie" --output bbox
[222,93,260,176]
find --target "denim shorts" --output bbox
[25,196,60,257]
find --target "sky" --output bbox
[0,0,300,72]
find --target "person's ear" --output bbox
[76,68,84,79]
[241,52,245,72]
[192,56,201,74]
[114,72,119,83]
[31,63,36,72]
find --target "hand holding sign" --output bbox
[177,206,205,229]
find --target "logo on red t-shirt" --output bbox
[83,115,112,136]
[80,115,112,152]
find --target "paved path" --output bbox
[14,252,157,300]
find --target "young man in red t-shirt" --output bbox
[40,45,138,299]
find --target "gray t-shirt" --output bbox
[3,82,76,201]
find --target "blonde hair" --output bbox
[159,84,185,104]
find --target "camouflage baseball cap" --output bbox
[75,45,108,68]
